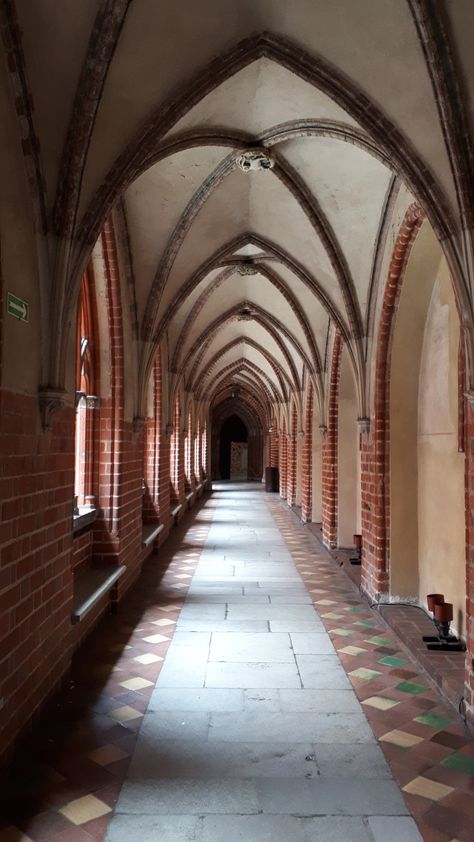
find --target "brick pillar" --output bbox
[158,432,171,533]
[170,396,185,506]
[287,403,297,506]
[301,384,313,522]
[194,426,202,482]
[360,203,423,598]
[280,418,288,499]
[142,354,161,524]
[270,425,279,468]
[322,332,342,548]
[184,411,196,494]
[202,420,210,483]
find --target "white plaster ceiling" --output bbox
[5,0,472,417]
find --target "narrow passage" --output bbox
[105,483,421,842]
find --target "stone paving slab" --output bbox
[209,631,293,663]
[256,777,408,815]
[127,738,317,779]
[208,709,375,743]
[205,660,302,688]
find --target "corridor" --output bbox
[2,484,474,842]
[103,483,418,842]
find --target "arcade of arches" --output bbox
[1,0,474,828]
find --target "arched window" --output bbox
[194,420,201,482]
[184,411,193,492]
[143,352,160,524]
[170,393,181,504]
[74,272,99,515]
[201,420,208,480]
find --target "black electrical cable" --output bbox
[369,601,431,618]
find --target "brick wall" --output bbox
[279,418,288,499]
[287,402,297,506]
[270,425,279,468]
[72,527,93,574]
[301,384,313,522]
[0,394,74,762]
[322,332,342,547]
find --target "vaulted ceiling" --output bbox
[2,0,473,423]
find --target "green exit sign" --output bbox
[7,292,28,322]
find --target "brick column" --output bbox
[287,402,297,506]
[270,425,279,468]
[360,203,424,598]
[279,419,288,499]
[322,332,342,548]
[301,384,313,522]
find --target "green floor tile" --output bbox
[414,711,453,730]
[365,635,392,646]
[354,620,376,628]
[330,627,354,636]
[441,752,474,776]
[349,667,382,681]
[395,681,427,695]
[378,656,409,667]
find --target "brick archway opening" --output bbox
[211,397,264,481]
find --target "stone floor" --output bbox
[1,483,473,841]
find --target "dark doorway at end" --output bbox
[219,414,248,479]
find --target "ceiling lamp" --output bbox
[238,149,274,173]
[237,262,258,276]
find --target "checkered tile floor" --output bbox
[268,497,474,842]
[0,487,472,842]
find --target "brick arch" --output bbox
[361,203,424,596]
[321,331,343,548]
[301,382,314,522]
[279,416,288,499]
[286,399,298,507]
[194,337,291,403]
[170,390,184,508]
[212,383,269,432]
[206,358,277,411]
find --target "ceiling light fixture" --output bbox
[238,149,275,173]
[237,262,258,276]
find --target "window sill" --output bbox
[73,506,97,534]
[142,523,164,547]
[71,564,126,624]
